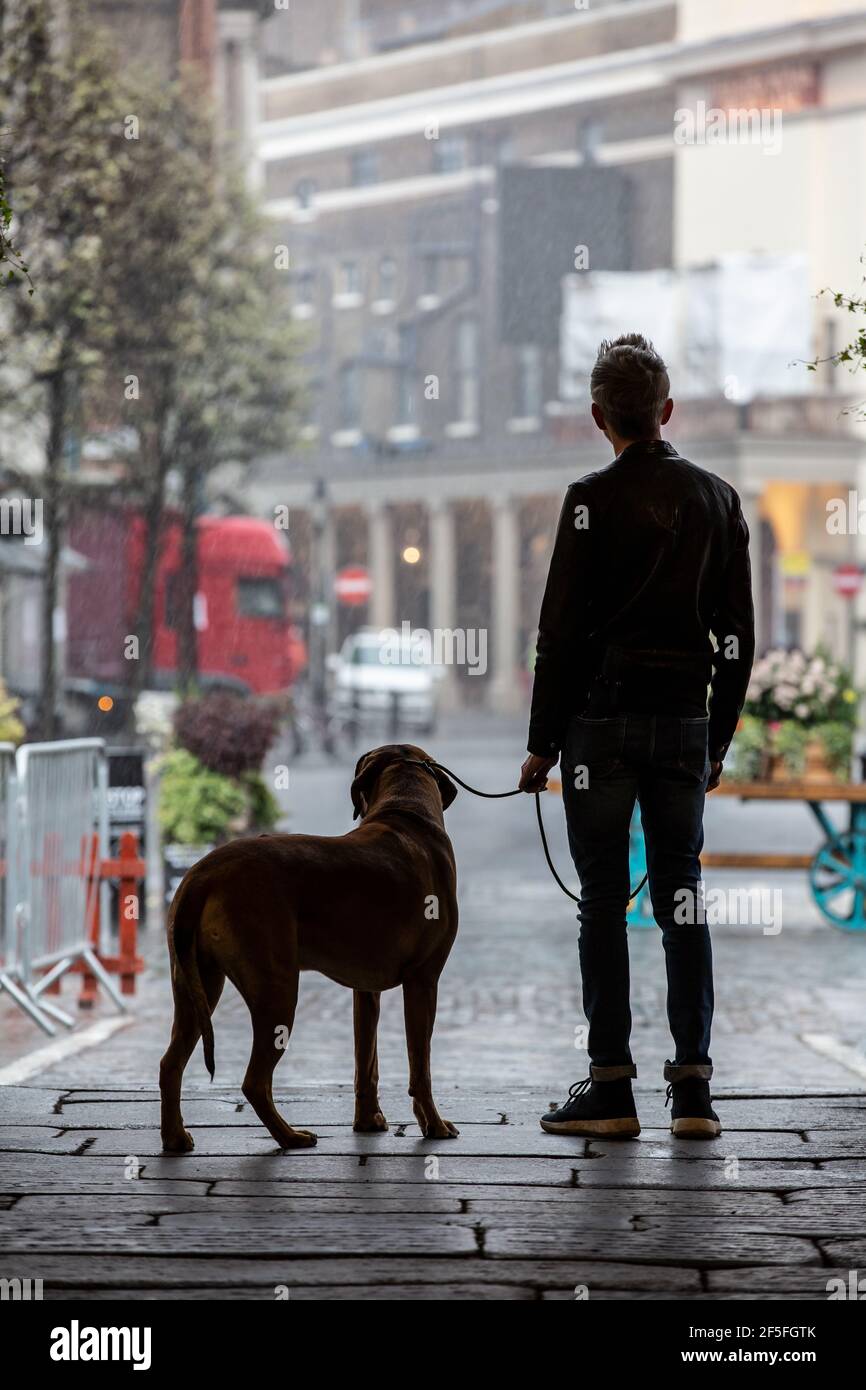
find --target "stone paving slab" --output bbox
[3,730,866,1300]
[2,1084,864,1298]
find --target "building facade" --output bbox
[247,0,866,709]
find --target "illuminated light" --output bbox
[402,545,422,565]
[97,696,114,712]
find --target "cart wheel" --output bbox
[809,831,866,930]
[627,808,655,930]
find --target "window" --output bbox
[514,344,543,419]
[377,255,397,303]
[350,149,379,187]
[493,131,515,166]
[293,269,315,315]
[294,178,317,210]
[337,260,362,297]
[339,362,362,430]
[422,254,439,297]
[397,325,417,426]
[433,133,468,174]
[453,317,480,424]
[236,578,285,621]
[300,381,321,439]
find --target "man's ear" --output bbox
[350,752,376,820]
[432,765,458,811]
[661,397,674,426]
[591,402,608,435]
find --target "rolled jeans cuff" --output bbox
[664,1062,713,1082]
[590,1063,637,1081]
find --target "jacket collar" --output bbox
[614,439,679,463]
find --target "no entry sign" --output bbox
[335,565,372,606]
[833,563,863,600]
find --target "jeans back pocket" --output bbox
[565,714,626,780]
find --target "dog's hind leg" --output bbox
[160,959,225,1154]
[352,990,388,1132]
[241,972,317,1150]
[402,975,459,1139]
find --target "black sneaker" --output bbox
[666,1076,721,1139]
[540,1075,640,1138]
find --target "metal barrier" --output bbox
[0,738,132,1035]
[0,742,32,1027]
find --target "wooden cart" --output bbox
[628,780,866,932]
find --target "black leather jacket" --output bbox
[527,439,755,763]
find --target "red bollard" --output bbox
[116,831,144,996]
[78,833,102,1010]
[76,830,145,1007]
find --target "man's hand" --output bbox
[707,759,723,791]
[519,753,558,793]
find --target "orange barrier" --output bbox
[73,831,146,1008]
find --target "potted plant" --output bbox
[158,692,283,904]
[738,648,859,782]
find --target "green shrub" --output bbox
[729,714,767,781]
[158,748,246,845]
[243,772,281,832]
[0,679,25,745]
[815,721,854,778]
[774,720,810,775]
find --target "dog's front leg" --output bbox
[402,976,459,1139]
[353,990,388,1132]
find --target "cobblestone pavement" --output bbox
[2,716,865,1298]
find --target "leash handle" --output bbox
[414,759,648,907]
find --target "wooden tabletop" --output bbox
[714,780,866,802]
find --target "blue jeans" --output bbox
[561,712,713,1074]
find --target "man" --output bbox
[519,334,754,1140]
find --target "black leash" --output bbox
[409,758,648,907]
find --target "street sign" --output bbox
[833,563,863,600]
[335,565,372,606]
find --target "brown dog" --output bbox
[159,744,459,1152]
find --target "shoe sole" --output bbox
[671,1117,722,1139]
[540,1116,641,1138]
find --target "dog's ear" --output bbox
[350,751,380,821]
[432,765,458,811]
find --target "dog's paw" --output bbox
[278,1127,318,1150]
[422,1118,460,1140]
[162,1128,195,1154]
[353,1111,389,1133]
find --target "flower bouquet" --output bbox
[732,648,859,783]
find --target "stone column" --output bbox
[216,8,262,191]
[429,498,459,710]
[490,496,522,713]
[367,502,395,632]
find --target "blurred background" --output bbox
[2,0,866,742]
[3,1,866,1060]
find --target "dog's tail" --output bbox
[168,875,215,1081]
